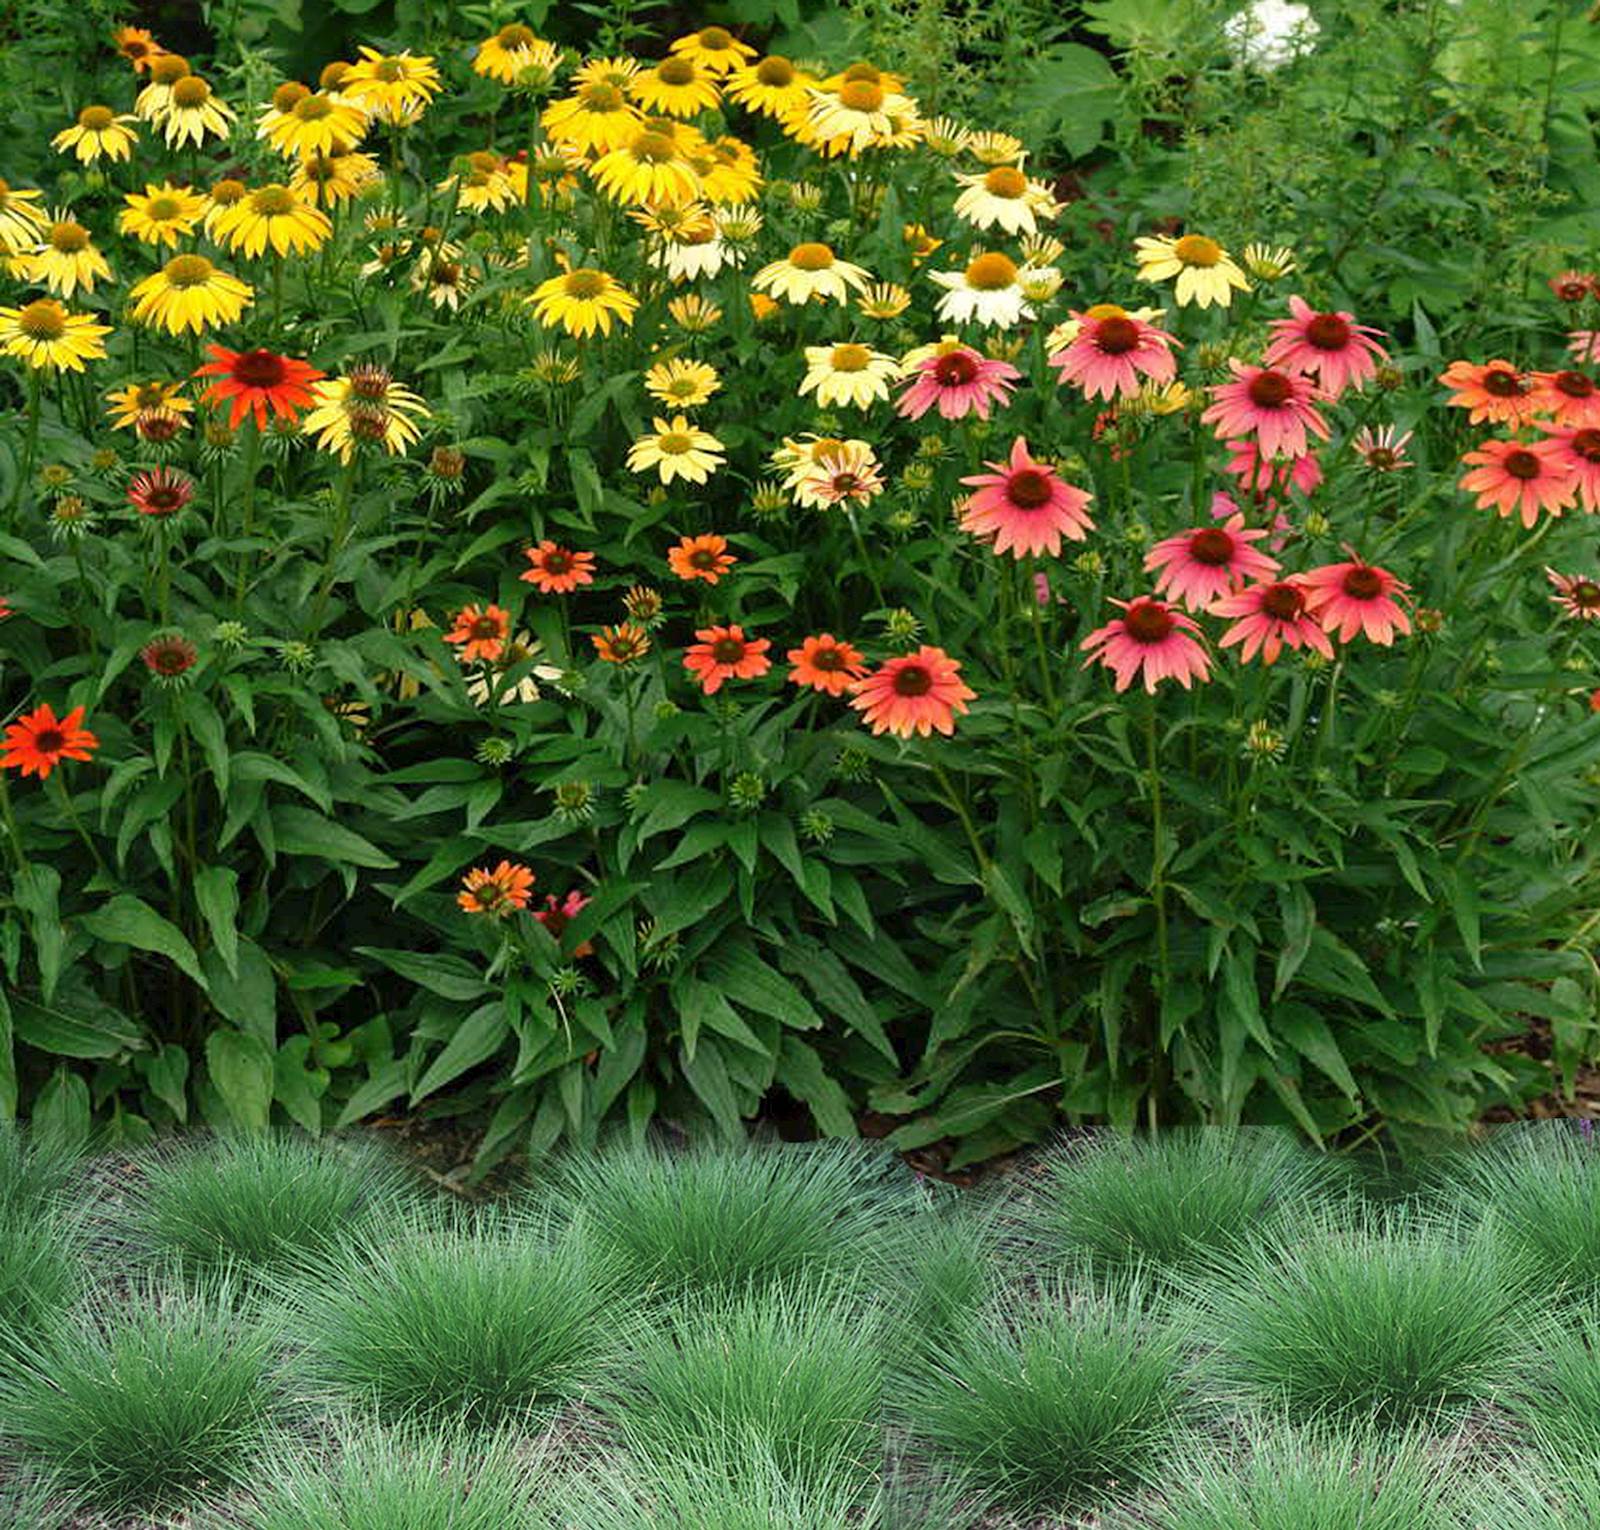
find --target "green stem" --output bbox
[233,423,262,612]
[1023,557,1059,711]
[53,771,108,881]
[1144,703,1170,1006]
[927,754,989,878]
[307,459,358,634]
[9,370,41,522]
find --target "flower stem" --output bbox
[1144,703,1170,1005]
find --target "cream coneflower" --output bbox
[929,251,1033,329]
[1134,232,1251,308]
[52,104,139,163]
[750,241,870,305]
[644,357,720,408]
[951,164,1056,236]
[798,342,901,409]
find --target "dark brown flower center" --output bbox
[1556,370,1595,399]
[712,638,746,663]
[933,350,979,386]
[892,663,933,697]
[543,549,572,572]
[498,23,537,47]
[145,487,183,511]
[1259,583,1305,621]
[1305,313,1350,349]
[1574,581,1600,608]
[1187,528,1235,565]
[1123,602,1175,643]
[1095,316,1140,354]
[1342,567,1383,599]
[33,729,64,754]
[1503,449,1542,481]
[1570,428,1600,462]
[1483,367,1525,398]
[1007,468,1053,510]
[1247,370,1294,408]
[689,548,719,568]
[811,646,844,671]
[233,349,287,387]
[470,616,502,641]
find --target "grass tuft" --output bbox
[281,1205,626,1429]
[547,1137,907,1301]
[0,1274,278,1513]
[117,1129,417,1278]
[903,1276,1190,1514]
[1505,1308,1600,1465]
[0,1122,79,1224]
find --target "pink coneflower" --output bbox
[1570,332,1600,366]
[1212,579,1334,665]
[1264,296,1388,398]
[1223,437,1323,498]
[1211,489,1291,553]
[895,340,1019,421]
[1535,422,1600,511]
[1352,425,1413,472]
[849,646,975,738]
[1300,556,1412,645]
[1145,513,1280,612]
[1202,363,1329,460]
[1438,360,1537,426]
[1079,596,1211,694]
[1458,438,1578,529]
[958,435,1094,558]
[1049,307,1178,401]
[1547,567,1600,622]
[127,465,195,518]
[1528,369,1600,428]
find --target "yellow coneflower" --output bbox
[644,357,720,408]
[17,218,113,299]
[725,54,814,118]
[156,75,236,149]
[588,126,701,206]
[134,52,191,119]
[212,183,332,259]
[630,56,721,118]
[1133,233,1251,309]
[291,150,380,210]
[571,55,641,90]
[259,84,366,159]
[669,25,757,75]
[714,204,763,244]
[52,104,139,163]
[799,342,901,409]
[0,180,49,254]
[302,363,430,462]
[1241,242,1297,281]
[340,47,441,123]
[472,23,560,87]
[0,298,111,371]
[692,135,762,204]
[792,75,921,157]
[120,182,206,247]
[528,266,638,338]
[411,249,476,312]
[964,129,1025,165]
[626,415,725,485]
[540,79,645,155]
[903,222,942,265]
[667,292,722,332]
[439,150,519,214]
[953,165,1057,237]
[129,253,254,335]
[750,241,870,305]
[202,178,250,236]
[106,380,192,431]
[856,282,911,320]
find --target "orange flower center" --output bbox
[49,222,90,253]
[1503,448,1542,480]
[839,79,885,111]
[830,344,872,373]
[1172,234,1221,267]
[251,185,296,215]
[656,58,696,86]
[1259,583,1305,620]
[842,62,882,83]
[1556,370,1595,399]
[1341,567,1383,599]
[933,350,979,386]
[348,366,391,399]
[78,105,116,130]
[965,252,1018,291]
[17,301,65,339]
[1123,602,1175,643]
[788,241,834,271]
[1482,367,1525,398]
[1007,468,1053,509]
[321,61,351,88]
[1095,316,1140,354]
[1247,370,1294,408]
[273,82,310,111]
[1305,313,1351,349]
[756,56,795,86]
[498,23,537,47]
[982,166,1026,198]
[1187,528,1236,565]
[712,637,746,663]
[293,94,334,121]
[171,76,211,108]
[891,662,933,697]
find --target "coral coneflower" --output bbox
[896,338,1019,420]
[458,861,534,916]
[1202,362,1329,460]
[1548,567,1600,622]
[849,646,974,737]
[114,25,168,73]
[1551,271,1596,303]
[1079,597,1211,693]
[1458,438,1578,528]
[445,603,512,664]
[668,533,736,584]
[1299,557,1412,645]
[1535,422,1600,511]
[193,345,324,429]
[959,436,1095,558]
[1570,332,1600,367]
[1528,369,1600,428]
[1224,437,1323,497]
[1050,306,1179,401]
[533,890,594,955]
[1264,295,1388,397]
[1438,359,1536,426]
[1211,579,1334,664]
[683,624,771,694]
[787,633,868,695]
[521,541,595,594]
[1,702,98,779]
[1145,513,1281,611]
[127,466,195,518]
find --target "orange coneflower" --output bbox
[1439,359,1537,427]
[458,861,535,916]
[850,646,975,737]
[113,25,167,72]
[683,624,771,695]
[2,702,99,779]
[667,532,736,584]
[1458,438,1579,529]
[445,603,512,664]
[193,345,324,430]
[520,541,595,594]
[592,622,651,664]
[787,633,867,696]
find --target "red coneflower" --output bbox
[458,860,535,916]
[1550,271,1596,303]
[1458,438,1578,529]
[849,646,975,738]
[958,435,1094,558]
[1527,369,1600,429]
[896,340,1020,421]
[444,603,512,663]
[592,623,651,663]
[1299,556,1412,645]
[1144,513,1280,612]
[140,633,198,680]
[533,889,594,955]
[1202,362,1329,460]
[1211,579,1334,665]
[127,465,195,518]
[1535,422,1600,511]
[1264,295,1388,398]
[1438,359,1536,427]
[1049,307,1179,402]
[193,344,325,429]
[1079,596,1211,694]
[1,702,99,779]
[683,623,771,694]
[787,633,867,696]
[1548,567,1600,622]
[667,532,736,584]
[1224,438,1322,498]
[520,540,596,593]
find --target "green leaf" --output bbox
[335,1059,409,1128]
[31,1066,91,1148]
[1273,883,1315,999]
[179,692,231,797]
[773,1036,857,1137]
[270,805,397,868]
[274,1036,324,1134]
[79,895,209,992]
[205,1029,274,1131]
[355,947,492,1001]
[11,991,147,1058]
[1274,1000,1359,1100]
[985,861,1037,958]
[1222,942,1277,1059]
[201,938,277,1047]
[0,991,15,1121]
[679,1036,743,1141]
[12,863,65,1001]
[411,1002,509,1102]
[785,943,897,1064]
[701,943,822,1030]
[193,866,240,979]
[137,1043,190,1124]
